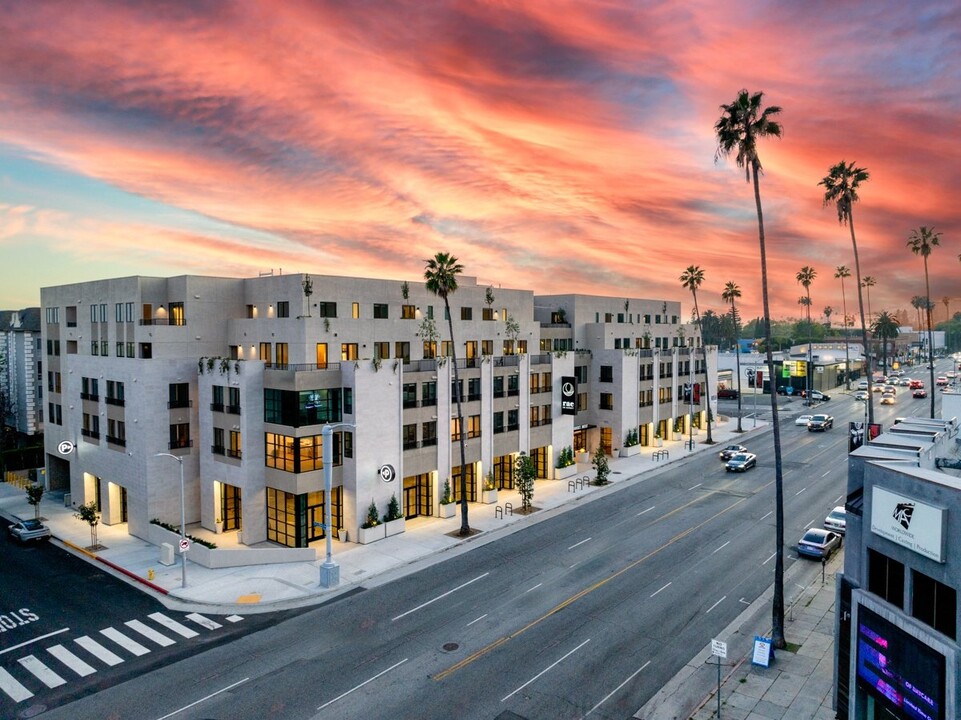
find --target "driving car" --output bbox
[725,452,757,472]
[880,393,896,405]
[795,414,813,426]
[853,390,868,401]
[824,506,847,535]
[936,376,949,387]
[8,518,52,542]
[719,444,749,460]
[800,390,831,402]
[909,379,924,389]
[797,528,842,559]
[717,387,739,399]
[898,378,912,386]
[807,414,834,431]
[913,388,928,398]
[857,380,868,390]
[883,385,897,395]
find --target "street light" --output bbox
[319,422,356,588]
[154,452,187,588]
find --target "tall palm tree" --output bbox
[424,252,471,535]
[835,266,852,389]
[715,88,787,649]
[823,306,833,326]
[910,295,926,331]
[820,162,875,424]
[907,226,942,418]
[680,265,714,444]
[871,311,900,376]
[722,281,744,432]
[861,276,876,320]
[796,266,817,401]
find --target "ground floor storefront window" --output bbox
[403,473,432,518]
[451,463,477,503]
[267,486,343,547]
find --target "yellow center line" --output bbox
[434,482,773,682]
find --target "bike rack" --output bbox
[496,502,513,519]
[652,449,670,461]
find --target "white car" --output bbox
[853,390,868,401]
[824,506,847,535]
[857,380,868,390]
[795,414,813,426]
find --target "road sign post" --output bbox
[711,639,727,718]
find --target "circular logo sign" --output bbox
[379,464,396,483]
[562,381,575,397]
[58,440,76,455]
[179,538,190,552]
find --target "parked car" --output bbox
[797,528,842,559]
[725,452,757,472]
[853,390,868,401]
[800,389,831,402]
[8,518,52,542]
[880,393,896,405]
[913,388,928,399]
[719,444,749,460]
[717,387,739,399]
[807,414,834,431]
[795,414,814,426]
[824,506,847,535]
[776,386,796,396]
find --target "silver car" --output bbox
[8,519,52,542]
[824,506,846,535]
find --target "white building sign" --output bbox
[870,487,946,563]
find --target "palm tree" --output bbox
[871,311,900,376]
[861,276,876,320]
[796,266,817,401]
[715,88,787,649]
[911,295,926,331]
[823,306,833,326]
[424,252,471,535]
[907,226,942,418]
[722,281,744,432]
[819,161,875,424]
[679,265,714,444]
[835,266,852,389]
[943,296,951,324]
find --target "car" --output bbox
[797,528,843,559]
[717,387,739,399]
[872,384,884,392]
[913,388,928,398]
[800,390,831,402]
[807,414,834,431]
[936,376,949,387]
[824,506,847,535]
[853,390,868,401]
[948,371,958,379]
[719,444,749,460]
[898,378,912,387]
[795,414,814,426]
[8,518,52,542]
[880,393,896,405]
[857,380,868,390]
[776,386,796,396]
[725,452,757,472]
[883,385,897,395]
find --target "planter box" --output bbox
[438,502,457,518]
[575,452,591,464]
[619,445,641,458]
[652,438,663,447]
[384,517,406,537]
[553,464,578,480]
[357,524,386,545]
[481,489,498,504]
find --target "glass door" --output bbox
[222,483,241,531]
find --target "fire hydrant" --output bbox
[148,568,155,582]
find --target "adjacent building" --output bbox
[0,308,43,439]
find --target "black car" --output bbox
[807,414,834,431]
[717,388,739,399]
[719,444,748,460]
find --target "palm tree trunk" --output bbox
[691,293,714,444]
[841,280,850,390]
[733,303,743,433]
[849,213,874,425]
[924,261,936,419]
[445,298,470,534]
[753,160,786,649]
[806,291,813,401]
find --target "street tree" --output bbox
[715,88,787,649]
[871,311,900,376]
[74,501,101,549]
[907,226,942,418]
[722,281,744,432]
[679,265,714,444]
[515,452,536,512]
[26,483,44,520]
[834,266,852,389]
[796,266,817,401]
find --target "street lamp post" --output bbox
[319,422,356,588]
[154,452,187,588]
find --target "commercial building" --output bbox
[0,308,43,439]
[40,273,715,554]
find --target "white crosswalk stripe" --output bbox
[101,627,150,657]
[186,612,222,630]
[0,667,33,703]
[47,644,96,677]
[226,615,244,623]
[74,636,124,666]
[149,612,199,638]
[124,620,175,647]
[18,655,66,688]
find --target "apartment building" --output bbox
[41,273,714,551]
[0,308,43,438]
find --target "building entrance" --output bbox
[403,473,432,518]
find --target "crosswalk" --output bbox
[0,612,243,704]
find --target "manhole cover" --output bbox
[442,642,459,652]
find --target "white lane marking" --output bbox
[18,655,66,688]
[650,582,672,598]
[688,483,702,491]
[821,470,831,477]
[149,613,199,638]
[186,613,222,630]
[156,677,249,720]
[705,596,727,614]
[0,628,70,656]
[835,495,844,503]
[740,598,750,605]
[763,552,776,565]
[805,519,815,528]
[711,541,730,555]
[317,659,408,710]
[125,620,175,647]
[636,506,655,516]
[795,487,807,496]
[101,627,150,656]
[525,583,543,594]
[569,561,580,569]
[568,537,592,550]
[74,636,124,667]
[583,660,651,717]
[47,644,96,677]
[392,573,489,621]
[759,511,772,521]
[0,667,33,703]
[466,614,488,627]
[225,615,244,623]
[502,638,591,702]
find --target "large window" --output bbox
[599,393,614,410]
[212,428,225,454]
[276,301,289,318]
[168,302,184,326]
[264,388,343,426]
[211,385,225,412]
[913,570,957,639]
[341,343,358,361]
[421,381,437,406]
[266,488,301,547]
[106,380,125,404]
[265,432,343,473]
[867,548,905,609]
[403,424,417,450]
[422,421,437,446]
[168,383,190,409]
[319,301,337,318]
[600,365,613,382]
[169,423,191,449]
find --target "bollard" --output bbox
[148,568,155,582]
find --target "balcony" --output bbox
[211,445,226,455]
[227,449,242,459]
[210,402,225,412]
[168,399,192,409]
[105,397,125,407]
[226,405,242,415]
[169,439,193,450]
[106,435,126,447]
[80,392,99,401]
[265,362,342,373]
[81,429,101,439]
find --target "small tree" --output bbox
[74,501,101,548]
[592,446,610,485]
[440,478,453,505]
[515,452,536,512]
[26,483,44,521]
[362,499,380,529]
[384,494,402,522]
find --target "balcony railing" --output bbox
[139,318,187,326]
[210,402,225,412]
[227,449,242,459]
[106,435,126,446]
[105,397,125,406]
[211,445,226,455]
[81,428,100,439]
[226,405,242,415]
[169,439,193,450]
[80,392,99,401]
[265,362,342,372]
[168,399,192,409]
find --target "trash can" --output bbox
[159,543,175,566]
[64,493,72,507]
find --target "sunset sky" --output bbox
[1,1,959,323]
